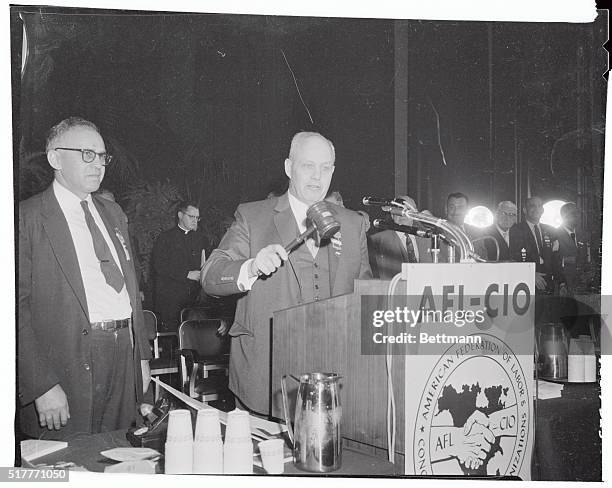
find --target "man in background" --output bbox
[368,195,432,279]
[510,196,559,292]
[19,117,150,439]
[483,201,517,261]
[152,200,208,330]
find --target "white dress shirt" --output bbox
[54,180,132,322]
[395,231,420,262]
[496,224,510,247]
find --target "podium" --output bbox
[271,263,535,478]
[271,279,406,460]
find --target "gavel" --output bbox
[285,200,341,253]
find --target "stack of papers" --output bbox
[537,380,564,400]
[21,440,68,462]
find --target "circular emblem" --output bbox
[412,333,531,477]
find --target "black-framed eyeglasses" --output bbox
[54,147,113,166]
[182,212,201,221]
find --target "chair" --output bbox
[144,310,179,401]
[180,306,213,322]
[178,319,231,403]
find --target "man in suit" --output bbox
[368,195,432,279]
[556,202,584,294]
[509,196,559,292]
[441,192,486,261]
[152,201,207,330]
[18,117,151,439]
[483,201,517,261]
[202,132,371,415]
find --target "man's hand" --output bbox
[141,360,151,395]
[34,384,70,431]
[187,270,201,281]
[250,245,288,277]
[217,319,230,336]
[535,272,547,290]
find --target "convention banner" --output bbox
[402,263,535,479]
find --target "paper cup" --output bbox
[258,439,285,474]
[225,409,251,441]
[223,438,253,474]
[195,409,221,441]
[165,440,194,474]
[166,409,193,442]
[193,438,223,474]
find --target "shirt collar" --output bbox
[526,220,539,231]
[53,179,93,210]
[177,223,190,234]
[562,225,575,236]
[496,224,508,235]
[287,191,311,230]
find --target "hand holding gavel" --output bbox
[248,200,340,278]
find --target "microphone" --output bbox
[284,200,341,253]
[372,219,435,238]
[362,196,416,211]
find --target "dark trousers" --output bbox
[90,328,137,433]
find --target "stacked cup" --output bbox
[223,409,253,474]
[164,409,194,474]
[193,409,223,474]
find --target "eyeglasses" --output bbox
[182,212,201,221]
[54,147,113,166]
[500,211,517,217]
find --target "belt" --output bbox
[90,318,131,331]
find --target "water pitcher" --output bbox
[281,372,342,472]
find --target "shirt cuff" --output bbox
[237,259,258,291]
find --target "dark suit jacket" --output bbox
[508,221,558,275]
[483,225,511,261]
[18,185,151,438]
[368,230,432,279]
[152,226,207,329]
[202,193,371,413]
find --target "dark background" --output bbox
[11,7,608,289]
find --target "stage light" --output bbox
[541,200,566,228]
[465,206,494,228]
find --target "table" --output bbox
[27,382,601,480]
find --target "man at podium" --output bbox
[202,132,371,415]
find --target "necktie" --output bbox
[502,231,509,247]
[404,234,417,263]
[570,232,577,247]
[534,224,543,256]
[80,200,125,293]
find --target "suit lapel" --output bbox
[394,232,410,263]
[41,187,89,318]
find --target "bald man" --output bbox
[202,132,371,415]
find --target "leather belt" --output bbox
[90,318,131,331]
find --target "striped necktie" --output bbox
[80,200,125,293]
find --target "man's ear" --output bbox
[284,158,292,179]
[47,150,61,170]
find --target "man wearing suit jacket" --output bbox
[369,195,432,279]
[18,117,151,439]
[439,192,486,261]
[483,201,517,261]
[202,132,371,415]
[509,196,559,292]
[556,202,583,294]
